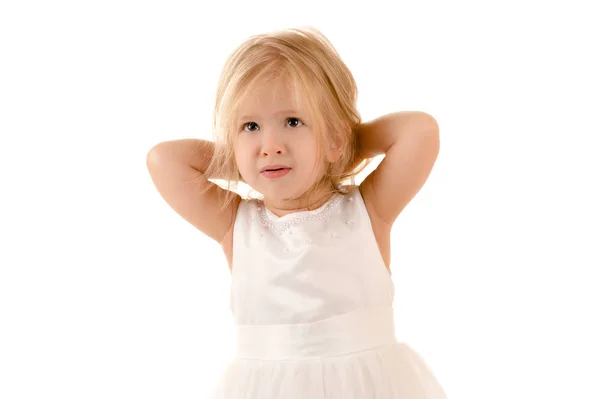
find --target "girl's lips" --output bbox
[261,168,291,179]
[260,164,290,172]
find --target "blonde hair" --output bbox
[205,26,369,210]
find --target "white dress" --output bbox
[213,185,447,398]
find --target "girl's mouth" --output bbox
[261,167,291,179]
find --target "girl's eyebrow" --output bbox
[239,110,300,120]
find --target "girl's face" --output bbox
[233,78,337,205]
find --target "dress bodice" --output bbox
[230,185,395,325]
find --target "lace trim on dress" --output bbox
[256,194,346,235]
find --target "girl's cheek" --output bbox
[237,133,256,146]
[233,135,249,150]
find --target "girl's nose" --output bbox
[261,131,285,156]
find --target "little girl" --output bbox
[147,27,446,398]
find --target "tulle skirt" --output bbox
[213,306,446,398]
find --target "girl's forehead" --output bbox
[247,77,300,100]
[237,81,309,117]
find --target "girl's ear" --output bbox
[325,131,343,163]
[326,144,342,163]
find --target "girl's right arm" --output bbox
[146,139,240,245]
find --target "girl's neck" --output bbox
[263,188,337,218]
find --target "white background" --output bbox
[1,0,599,398]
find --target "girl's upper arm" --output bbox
[146,150,240,244]
[360,116,440,227]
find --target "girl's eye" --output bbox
[241,118,303,132]
[287,117,303,128]
[242,122,259,132]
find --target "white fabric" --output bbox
[213,185,446,398]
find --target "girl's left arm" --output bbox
[355,111,440,227]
